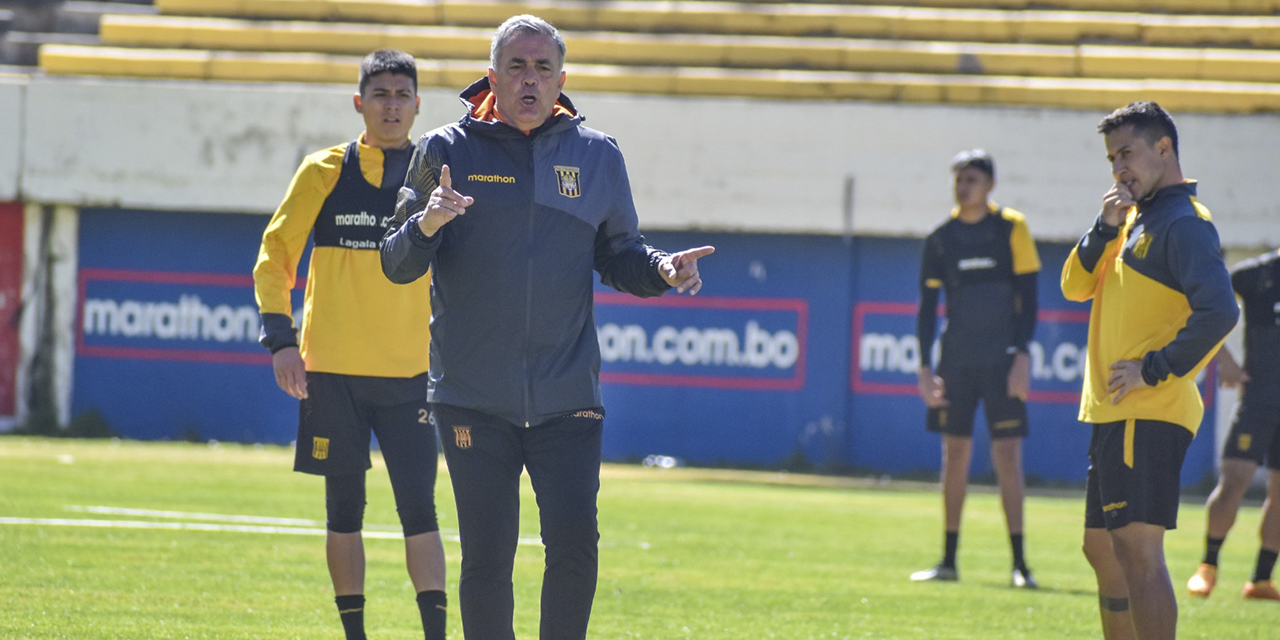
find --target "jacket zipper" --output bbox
[522,138,536,428]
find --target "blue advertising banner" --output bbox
[73,208,302,443]
[599,233,1216,485]
[597,231,853,468]
[69,213,1216,485]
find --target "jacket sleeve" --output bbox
[252,151,335,352]
[380,135,443,284]
[1061,213,1120,302]
[593,143,672,298]
[1012,272,1038,353]
[1008,214,1040,352]
[916,232,943,367]
[1229,255,1260,300]
[1140,217,1240,384]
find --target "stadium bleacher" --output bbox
[26,0,1280,112]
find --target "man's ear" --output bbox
[353,93,363,114]
[416,95,421,115]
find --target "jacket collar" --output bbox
[1139,180,1197,211]
[457,76,582,138]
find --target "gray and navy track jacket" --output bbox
[380,77,672,427]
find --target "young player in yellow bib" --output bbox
[253,50,448,640]
[1062,102,1238,640]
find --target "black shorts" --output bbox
[1222,400,1280,470]
[927,359,1027,439]
[293,372,432,476]
[1084,419,1194,531]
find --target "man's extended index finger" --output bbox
[681,246,716,261]
[440,163,452,189]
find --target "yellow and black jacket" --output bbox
[254,138,431,378]
[918,203,1040,372]
[1061,181,1237,433]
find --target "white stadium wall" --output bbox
[7,76,1279,248]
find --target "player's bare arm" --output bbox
[659,245,715,295]
[416,164,474,237]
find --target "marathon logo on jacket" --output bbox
[554,165,581,198]
[468,173,516,184]
[316,208,395,250]
[333,211,383,227]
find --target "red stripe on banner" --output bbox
[0,202,24,416]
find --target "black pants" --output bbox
[434,404,603,640]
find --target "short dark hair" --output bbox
[359,49,417,96]
[951,149,995,180]
[1097,101,1178,157]
[491,15,566,68]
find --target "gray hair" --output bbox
[490,15,566,68]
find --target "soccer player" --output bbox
[1062,101,1238,640]
[1187,248,1280,602]
[253,50,448,640]
[380,15,714,640]
[911,149,1040,589]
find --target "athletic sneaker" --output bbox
[1243,579,1280,601]
[910,564,958,582]
[1187,563,1217,598]
[1012,567,1038,589]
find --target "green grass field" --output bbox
[0,437,1271,639]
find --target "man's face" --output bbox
[952,166,993,209]
[354,72,418,148]
[487,32,565,132]
[1104,124,1172,202]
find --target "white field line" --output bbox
[0,517,412,537]
[67,505,331,527]
[0,506,650,549]
[0,517,451,540]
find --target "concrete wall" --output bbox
[7,75,1279,248]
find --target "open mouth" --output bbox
[520,95,537,106]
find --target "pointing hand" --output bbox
[417,164,474,237]
[659,245,716,295]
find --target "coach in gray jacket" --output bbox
[380,14,714,640]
